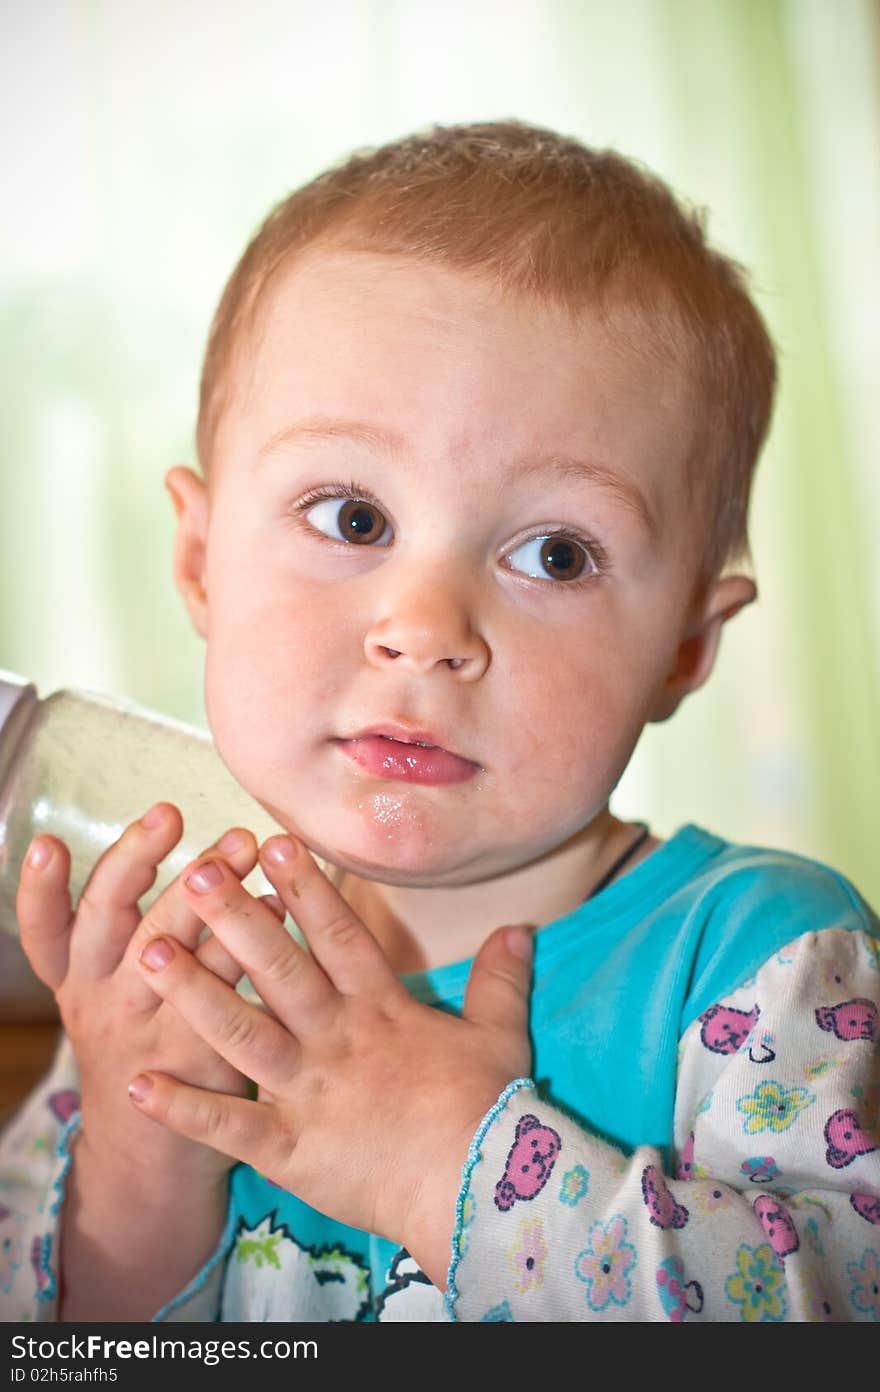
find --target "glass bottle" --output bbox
[0,671,333,1019]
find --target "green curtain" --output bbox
[1,0,878,900]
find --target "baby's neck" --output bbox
[334,812,660,973]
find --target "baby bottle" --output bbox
[0,670,332,1020]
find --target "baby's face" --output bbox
[170,247,733,887]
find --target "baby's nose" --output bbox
[362,577,490,679]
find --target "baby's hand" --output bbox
[127,833,535,1288]
[16,805,285,1189]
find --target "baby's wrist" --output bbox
[75,1113,228,1201]
[401,1112,485,1292]
[59,1128,230,1322]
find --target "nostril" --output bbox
[384,647,401,659]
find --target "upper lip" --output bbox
[341,723,470,760]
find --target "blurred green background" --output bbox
[1,0,878,902]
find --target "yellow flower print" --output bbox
[848,1248,880,1321]
[800,1265,836,1321]
[575,1215,638,1312]
[737,1080,815,1135]
[508,1218,548,1295]
[725,1243,787,1321]
[693,1183,732,1215]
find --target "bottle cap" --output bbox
[0,671,37,739]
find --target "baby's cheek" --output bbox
[203,652,291,795]
[509,687,650,838]
[531,703,625,784]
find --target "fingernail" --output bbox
[185,860,223,893]
[263,893,285,918]
[218,829,246,853]
[141,805,166,829]
[128,1074,153,1102]
[263,836,297,864]
[27,840,53,870]
[505,926,534,961]
[139,937,174,970]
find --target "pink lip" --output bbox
[335,726,479,786]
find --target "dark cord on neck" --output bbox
[585,822,651,902]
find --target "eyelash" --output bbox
[291,479,611,589]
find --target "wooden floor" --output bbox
[0,1022,62,1126]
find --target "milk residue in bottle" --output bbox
[0,671,335,1019]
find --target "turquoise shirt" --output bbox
[222,824,878,1320]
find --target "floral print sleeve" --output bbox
[0,1034,231,1321]
[0,1033,81,1321]
[447,927,880,1321]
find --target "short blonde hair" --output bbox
[197,119,777,590]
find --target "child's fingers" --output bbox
[133,934,297,1090]
[178,855,338,1032]
[462,924,535,1071]
[128,1071,290,1176]
[118,823,262,1012]
[258,835,399,1000]
[261,892,286,923]
[67,803,187,980]
[194,896,283,986]
[168,829,261,953]
[17,836,74,990]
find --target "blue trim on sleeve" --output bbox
[49,1114,81,1217]
[29,1106,235,1322]
[444,1077,535,1322]
[34,1113,83,1303]
[151,1186,238,1323]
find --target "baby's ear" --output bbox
[164,465,209,639]
[647,574,756,723]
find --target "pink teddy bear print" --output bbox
[815,999,879,1044]
[698,1003,760,1056]
[494,1114,562,1212]
[824,1108,879,1169]
[641,1165,689,1230]
[752,1196,799,1259]
[850,1193,880,1226]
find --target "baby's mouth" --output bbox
[334,726,481,786]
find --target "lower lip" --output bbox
[336,736,479,785]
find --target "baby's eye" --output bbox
[303,496,392,547]
[506,533,600,584]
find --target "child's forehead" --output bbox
[216,245,699,525]
[258,245,611,342]
[245,246,692,413]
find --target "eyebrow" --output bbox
[257,415,658,539]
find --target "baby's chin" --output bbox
[258,795,493,888]
[302,830,492,890]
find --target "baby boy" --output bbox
[3,119,877,1323]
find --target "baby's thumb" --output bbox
[462,924,535,1043]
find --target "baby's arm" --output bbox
[447,926,880,1321]
[0,806,276,1321]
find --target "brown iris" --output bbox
[539,537,586,581]
[338,499,385,544]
